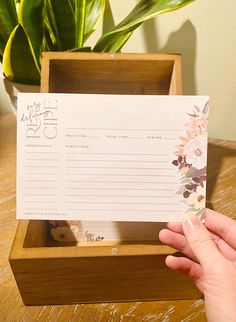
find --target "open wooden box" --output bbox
[10,52,201,305]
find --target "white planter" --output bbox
[0,66,11,114]
[3,78,40,115]
[0,65,40,115]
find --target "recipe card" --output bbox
[17,94,209,222]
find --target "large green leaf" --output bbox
[93,0,195,52]
[45,0,103,50]
[84,0,105,41]
[46,0,75,50]
[18,0,44,72]
[3,24,40,84]
[0,0,17,56]
[75,0,86,48]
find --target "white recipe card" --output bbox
[17,94,209,222]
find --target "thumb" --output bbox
[182,212,222,267]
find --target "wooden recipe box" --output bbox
[10,52,201,305]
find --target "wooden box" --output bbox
[10,53,200,305]
[40,52,182,95]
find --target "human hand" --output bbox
[159,208,236,322]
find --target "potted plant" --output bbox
[1,0,195,85]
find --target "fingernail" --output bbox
[182,212,202,230]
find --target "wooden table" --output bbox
[1,112,235,322]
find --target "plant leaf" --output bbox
[0,0,18,56]
[84,0,105,41]
[3,24,40,84]
[42,19,57,51]
[96,30,134,52]
[18,0,44,72]
[93,0,195,52]
[46,0,75,50]
[69,46,92,52]
[75,0,86,47]
[44,0,58,49]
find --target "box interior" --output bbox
[23,220,166,248]
[47,59,175,95]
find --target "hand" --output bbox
[159,208,236,322]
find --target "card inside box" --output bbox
[24,220,166,247]
[16,219,172,258]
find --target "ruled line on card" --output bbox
[66,209,181,212]
[24,187,59,189]
[26,152,59,154]
[65,174,176,177]
[26,159,59,161]
[66,128,182,131]
[65,152,169,156]
[26,173,58,175]
[25,201,58,204]
[25,180,58,182]
[25,194,59,196]
[164,138,177,140]
[26,208,58,210]
[65,194,175,198]
[65,201,179,205]
[65,187,174,191]
[66,159,169,163]
[65,180,176,184]
[25,166,59,168]
[65,166,174,170]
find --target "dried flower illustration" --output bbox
[49,220,104,242]
[172,101,209,216]
[183,135,207,170]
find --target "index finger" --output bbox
[205,208,236,249]
[167,208,236,249]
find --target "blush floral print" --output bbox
[49,220,104,242]
[172,102,209,218]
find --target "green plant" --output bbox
[0,0,194,85]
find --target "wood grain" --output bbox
[40,52,182,95]
[1,112,236,321]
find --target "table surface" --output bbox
[0,112,235,322]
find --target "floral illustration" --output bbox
[172,101,209,218]
[183,135,207,170]
[49,220,104,242]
